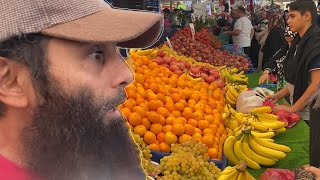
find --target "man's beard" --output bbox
[21,83,145,180]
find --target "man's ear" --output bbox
[0,57,29,108]
[303,11,312,22]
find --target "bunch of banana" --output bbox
[222,105,239,131]
[225,83,248,107]
[218,160,256,180]
[220,67,248,85]
[223,124,291,169]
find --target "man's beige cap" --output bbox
[0,0,163,48]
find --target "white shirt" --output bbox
[232,16,253,48]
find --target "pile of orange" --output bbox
[119,53,227,160]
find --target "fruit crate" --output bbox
[150,150,228,170]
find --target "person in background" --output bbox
[224,6,254,55]
[250,12,262,68]
[0,0,163,179]
[172,9,181,30]
[304,166,320,179]
[269,0,320,167]
[262,13,286,67]
[223,0,229,13]
[259,27,297,91]
[317,5,320,27]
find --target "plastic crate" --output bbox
[150,150,228,170]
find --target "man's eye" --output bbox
[88,49,105,64]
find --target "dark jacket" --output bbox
[263,44,289,75]
[284,25,320,103]
[262,27,285,65]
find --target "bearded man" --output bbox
[0,0,163,179]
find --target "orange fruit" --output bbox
[123,99,136,110]
[157,107,170,118]
[182,107,194,119]
[136,97,145,105]
[157,93,166,104]
[149,143,160,151]
[149,83,160,94]
[120,107,131,119]
[133,125,147,136]
[209,124,218,135]
[172,123,185,136]
[179,99,188,107]
[126,88,137,100]
[208,147,218,159]
[201,135,214,147]
[134,73,145,84]
[208,99,217,109]
[128,112,142,126]
[184,124,195,136]
[194,127,202,134]
[171,110,182,118]
[192,133,202,141]
[139,102,149,111]
[148,100,160,111]
[141,118,151,129]
[162,125,173,133]
[159,142,171,153]
[171,93,181,103]
[145,111,160,124]
[141,56,149,65]
[150,123,162,135]
[213,88,222,100]
[198,120,210,130]
[204,115,214,123]
[174,102,185,112]
[164,102,175,112]
[165,132,178,145]
[179,134,192,144]
[203,128,214,135]
[165,117,175,125]
[172,117,186,125]
[157,132,166,143]
[213,112,222,122]
[159,115,166,126]
[193,103,206,111]
[187,119,198,127]
[204,106,213,115]
[132,106,146,118]
[144,131,156,145]
[147,92,158,101]
[194,110,204,120]
[190,93,200,102]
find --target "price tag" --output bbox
[166,37,173,50]
[189,23,195,41]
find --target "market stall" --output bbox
[119,25,311,180]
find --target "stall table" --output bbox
[245,73,310,178]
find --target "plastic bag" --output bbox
[259,168,294,180]
[236,91,265,113]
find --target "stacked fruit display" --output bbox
[223,122,291,170]
[218,160,256,180]
[157,140,222,180]
[120,51,227,160]
[167,27,251,71]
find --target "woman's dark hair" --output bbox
[288,0,317,24]
[0,34,50,116]
[163,8,170,14]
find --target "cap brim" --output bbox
[41,8,163,48]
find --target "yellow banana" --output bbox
[261,121,287,129]
[218,169,239,180]
[244,171,257,180]
[274,127,286,133]
[252,135,291,153]
[224,136,240,165]
[220,166,236,175]
[233,137,261,170]
[228,104,238,116]
[248,137,286,160]
[251,131,275,138]
[228,85,240,99]
[250,106,272,114]
[256,113,279,120]
[249,121,270,132]
[242,140,276,166]
[230,67,239,73]
[227,91,237,103]
[226,94,236,105]
[260,138,274,142]
[238,71,245,75]
[236,171,245,180]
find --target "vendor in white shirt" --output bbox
[224,6,254,55]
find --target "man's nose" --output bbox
[111,54,134,88]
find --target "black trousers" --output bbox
[243,47,251,55]
[309,101,320,167]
